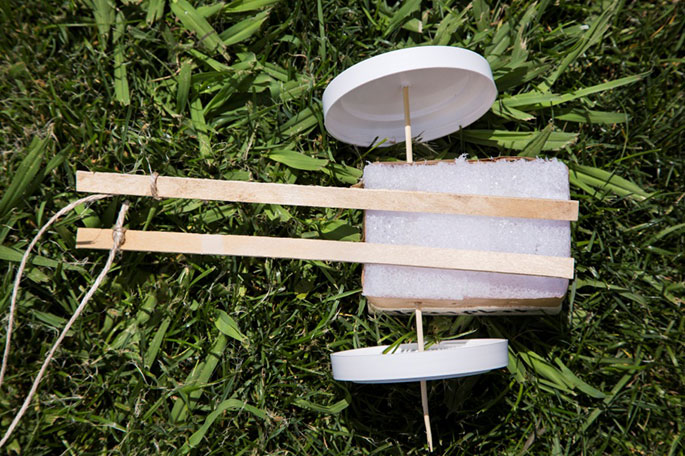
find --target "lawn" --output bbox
[0,0,683,454]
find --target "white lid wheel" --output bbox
[322,46,497,147]
[331,339,508,384]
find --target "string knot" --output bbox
[112,226,126,251]
[111,201,130,253]
[150,172,161,200]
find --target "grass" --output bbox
[0,0,683,454]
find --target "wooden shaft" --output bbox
[406,86,432,451]
[403,86,413,163]
[416,309,424,348]
[420,379,433,450]
[76,171,579,221]
[76,229,575,279]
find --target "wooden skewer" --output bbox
[403,86,413,164]
[75,229,575,279]
[404,85,433,451]
[75,171,579,221]
[416,308,434,451]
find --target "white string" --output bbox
[0,200,129,448]
[0,194,111,388]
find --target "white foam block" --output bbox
[362,157,571,313]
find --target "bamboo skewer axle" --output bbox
[75,171,579,222]
[404,85,433,452]
[403,86,413,164]
[416,308,434,451]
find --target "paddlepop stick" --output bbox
[403,85,433,451]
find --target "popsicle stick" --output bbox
[76,171,579,221]
[75,229,575,279]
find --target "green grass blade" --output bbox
[402,18,423,33]
[170,333,228,423]
[113,44,130,106]
[183,398,266,451]
[519,351,573,392]
[196,2,224,18]
[431,4,471,46]
[32,310,67,331]
[280,107,318,137]
[518,123,553,157]
[92,0,114,47]
[214,310,247,344]
[112,13,130,105]
[569,163,651,200]
[268,149,328,171]
[559,73,648,102]
[504,74,647,109]
[187,49,231,71]
[641,223,685,247]
[319,220,360,241]
[555,358,606,399]
[144,317,171,369]
[170,0,226,55]
[176,60,192,113]
[507,349,527,383]
[0,136,48,217]
[223,0,280,13]
[485,22,512,70]
[511,2,539,63]
[568,171,600,198]
[321,162,362,185]
[494,62,551,92]
[190,97,213,157]
[145,0,165,24]
[461,129,577,151]
[383,0,421,37]
[270,77,313,103]
[316,0,326,58]
[0,245,82,271]
[555,108,629,124]
[470,0,490,32]
[582,374,632,432]
[219,11,269,46]
[490,102,536,121]
[293,397,349,415]
[539,0,618,91]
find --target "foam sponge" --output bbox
[362,157,571,315]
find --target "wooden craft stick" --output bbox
[76,229,575,279]
[76,171,579,221]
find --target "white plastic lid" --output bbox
[330,339,508,384]
[322,46,497,147]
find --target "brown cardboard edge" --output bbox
[366,295,564,315]
[360,157,569,316]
